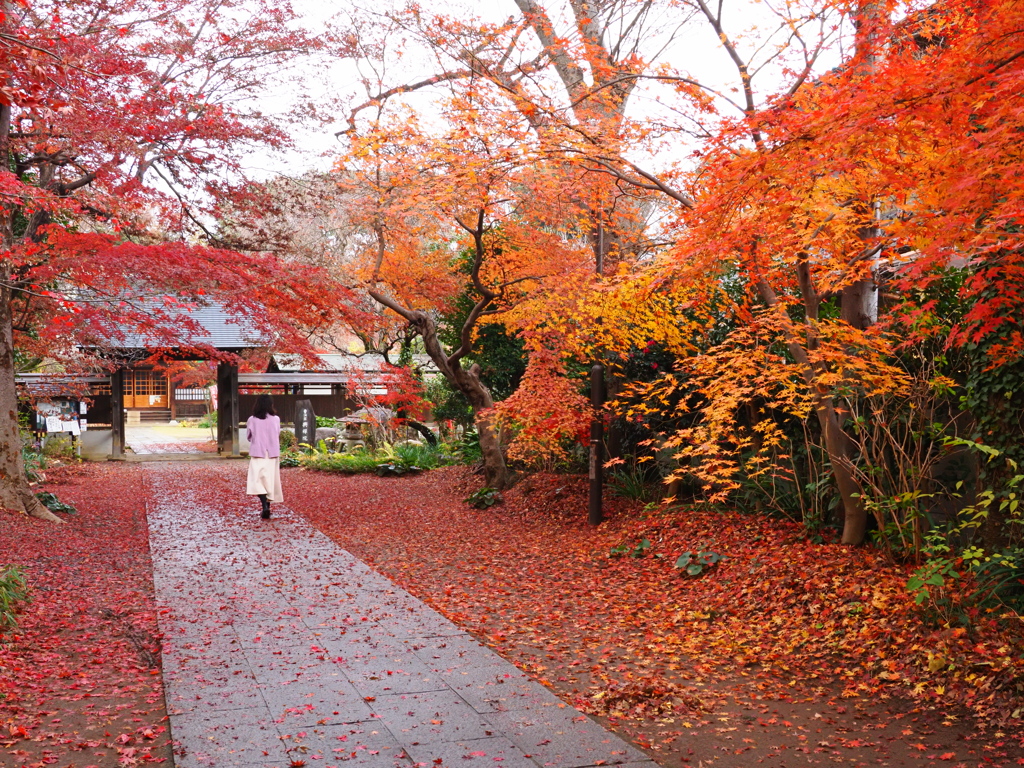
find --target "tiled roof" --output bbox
[269,353,438,373]
[115,302,265,351]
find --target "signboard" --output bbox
[36,400,84,434]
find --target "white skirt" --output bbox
[247,457,283,503]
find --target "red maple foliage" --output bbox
[0,0,359,521]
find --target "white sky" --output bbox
[242,0,850,181]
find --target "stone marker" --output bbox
[295,399,316,447]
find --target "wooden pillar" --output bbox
[111,370,125,458]
[217,362,240,456]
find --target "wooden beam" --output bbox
[237,372,387,385]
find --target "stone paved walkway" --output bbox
[128,425,217,455]
[147,465,654,768]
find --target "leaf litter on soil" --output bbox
[283,465,1024,768]
[0,463,171,768]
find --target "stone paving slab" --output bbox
[147,467,656,768]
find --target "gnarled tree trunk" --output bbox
[406,305,508,491]
[0,271,64,524]
[0,103,64,524]
[366,207,511,491]
[367,291,510,491]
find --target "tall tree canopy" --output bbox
[335,0,1024,546]
[0,0,357,520]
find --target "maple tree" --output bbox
[0,0,357,521]
[336,72,611,488]
[333,0,718,475]
[344,0,671,268]
[626,0,1024,547]
[337,0,1024,551]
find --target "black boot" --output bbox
[259,494,271,519]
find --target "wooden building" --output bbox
[109,303,262,425]
[17,308,439,459]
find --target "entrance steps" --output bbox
[132,409,173,423]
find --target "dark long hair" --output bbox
[252,394,277,419]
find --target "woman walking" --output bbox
[246,394,282,519]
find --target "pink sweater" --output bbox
[246,414,281,458]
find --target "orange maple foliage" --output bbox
[337,0,1024,548]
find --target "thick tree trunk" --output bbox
[0,102,64,523]
[454,363,507,491]
[0,272,64,524]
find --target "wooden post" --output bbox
[588,364,605,526]
[111,370,125,458]
[230,366,240,457]
[217,362,240,456]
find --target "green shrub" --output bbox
[0,566,29,630]
[22,445,46,482]
[302,449,385,474]
[454,430,483,465]
[279,450,302,467]
[35,492,76,515]
[610,460,657,501]
[41,435,75,459]
[279,428,297,453]
[394,442,443,470]
[294,441,454,476]
[376,462,420,477]
[198,411,217,429]
[465,487,502,508]
[972,548,1024,617]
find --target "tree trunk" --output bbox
[370,288,510,491]
[757,278,867,544]
[0,102,64,523]
[0,271,65,524]
[399,415,438,446]
[841,1,884,332]
[423,327,507,489]
[814,398,867,544]
[454,363,508,490]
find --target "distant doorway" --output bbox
[125,369,169,409]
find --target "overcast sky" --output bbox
[243,0,849,181]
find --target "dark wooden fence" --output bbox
[173,388,209,419]
[70,391,360,427]
[238,392,360,425]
